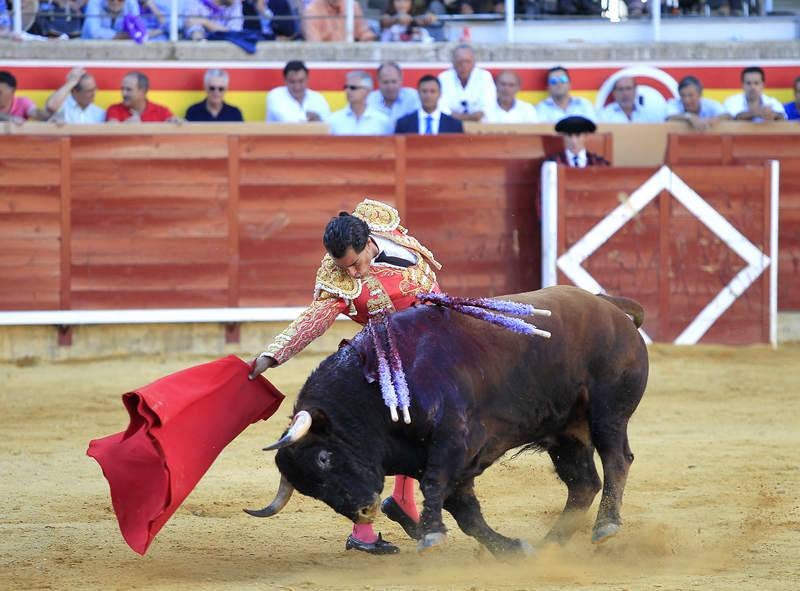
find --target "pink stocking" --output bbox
[391,475,419,521]
[351,523,378,543]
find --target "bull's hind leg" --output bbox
[544,435,602,545]
[443,479,533,558]
[590,420,635,544]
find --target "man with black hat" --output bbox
[545,115,609,168]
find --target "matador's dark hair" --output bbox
[323,213,370,259]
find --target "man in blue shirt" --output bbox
[185,69,244,122]
[366,62,420,125]
[784,76,800,121]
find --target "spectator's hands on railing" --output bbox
[306,110,322,122]
[248,354,276,380]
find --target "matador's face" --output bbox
[333,240,377,280]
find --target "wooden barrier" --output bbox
[666,133,800,311]
[0,132,610,312]
[545,164,776,345]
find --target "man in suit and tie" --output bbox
[545,115,609,168]
[394,75,464,135]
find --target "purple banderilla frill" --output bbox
[417,292,553,338]
[367,294,553,424]
[367,315,411,424]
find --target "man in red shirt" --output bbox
[106,71,177,122]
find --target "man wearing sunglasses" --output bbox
[536,66,596,124]
[185,69,244,122]
[329,71,393,136]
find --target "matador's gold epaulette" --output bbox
[314,254,362,301]
[352,199,407,234]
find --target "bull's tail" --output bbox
[598,294,645,328]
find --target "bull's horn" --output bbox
[262,410,312,451]
[243,475,294,518]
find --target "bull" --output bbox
[246,286,649,556]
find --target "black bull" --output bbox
[248,286,649,556]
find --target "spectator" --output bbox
[438,43,496,122]
[81,0,140,40]
[266,60,331,123]
[536,66,596,123]
[665,75,728,131]
[556,0,600,15]
[34,0,87,38]
[106,71,177,122]
[266,0,301,38]
[45,67,106,124]
[484,70,539,124]
[0,71,48,123]
[0,1,14,39]
[379,0,436,42]
[302,0,376,42]
[366,62,420,124]
[185,69,244,122]
[136,0,176,40]
[723,67,786,122]
[599,76,664,123]
[329,71,393,135]
[184,0,244,40]
[784,76,800,121]
[395,74,464,135]
[545,116,609,168]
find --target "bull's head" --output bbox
[244,409,386,524]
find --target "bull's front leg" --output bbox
[417,440,464,552]
[444,479,534,558]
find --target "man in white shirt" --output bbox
[45,67,106,124]
[723,66,786,122]
[366,62,420,124]
[395,75,464,135]
[600,77,664,123]
[665,75,728,131]
[266,60,331,123]
[536,66,596,123]
[437,43,496,122]
[484,70,539,124]
[329,71,393,136]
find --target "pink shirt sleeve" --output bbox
[11,96,37,119]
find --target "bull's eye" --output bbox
[316,450,332,470]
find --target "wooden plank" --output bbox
[228,136,240,307]
[239,188,394,212]
[0,136,61,160]
[60,137,71,310]
[70,290,230,309]
[406,135,547,159]
[0,213,61,238]
[71,210,228,239]
[239,159,396,185]
[70,135,229,159]
[71,237,229,264]
[0,239,60,266]
[0,187,61,213]
[71,264,229,290]
[0,160,61,185]
[239,135,397,160]
[71,159,229,184]
[70,182,229,201]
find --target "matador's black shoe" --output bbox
[381,497,421,540]
[345,533,400,555]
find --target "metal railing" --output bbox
[6,0,779,43]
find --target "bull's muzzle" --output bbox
[243,474,294,518]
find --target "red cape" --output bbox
[87,355,284,555]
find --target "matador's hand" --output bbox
[248,354,276,380]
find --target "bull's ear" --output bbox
[308,408,330,434]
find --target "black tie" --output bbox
[375,251,413,268]
[573,154,580,167]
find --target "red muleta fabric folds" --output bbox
[87,355,284,555]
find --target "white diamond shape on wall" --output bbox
[556,165,772,345]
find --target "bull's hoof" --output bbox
[517,539,536,557]
[417,532,447,553]
[591,522,620,544]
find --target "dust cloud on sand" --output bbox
[1,344,798,590]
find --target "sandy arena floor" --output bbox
[1,344,799,591]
